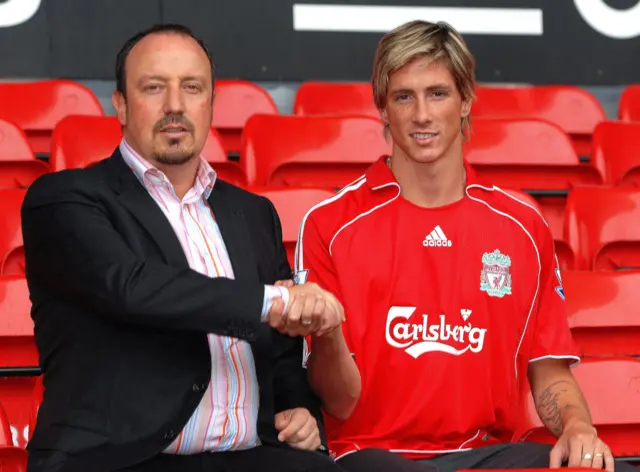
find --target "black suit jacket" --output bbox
[21,150,324,471]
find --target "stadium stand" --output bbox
[0,276,38,450]
[0,80,103,156]
[565,187,640,271]
[241,114,391,188]
[472,85,606,159]
[211,79,279,156]
[248,187,336,267]
[50,115,247,186]
[619,85,640,122]
[515,357,640,461]
[564,271,640,357]
[293,82,379,119]
[0,190,26,276]
[591,121,640,187]
[0,119,49,190]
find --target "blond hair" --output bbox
[372,20,476,136]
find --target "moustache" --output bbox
[154,114,195,133]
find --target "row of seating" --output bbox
[1,79,639,157]
[1,184,639,274]
[5,113,640,191]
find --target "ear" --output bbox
[379,107,388,126]
[112,91,127,126]
[461,99,472,119]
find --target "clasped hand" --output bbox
[267,280,344,337]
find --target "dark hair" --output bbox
[115,24,215,98]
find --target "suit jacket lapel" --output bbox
[106,150,189,269]
[208,184,259,283]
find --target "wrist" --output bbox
[562,412,594,433]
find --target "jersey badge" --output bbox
[480,249,512,298]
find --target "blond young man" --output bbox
[295,20,631,472]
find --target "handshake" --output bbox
[266,280,345,338]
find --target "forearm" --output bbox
[308,329,361,420]
[530,362,592,437]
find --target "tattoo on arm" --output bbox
[536,380,573,435]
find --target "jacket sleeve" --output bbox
[263,198,327,446]
[21,173,266,339]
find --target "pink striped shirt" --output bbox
[119,140,287,454]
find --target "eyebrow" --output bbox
[138,75,207,84]
[390,84,453,95]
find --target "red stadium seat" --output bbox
[50,116,246,186]
[0,190,26,276]
[49,115,122,171]
[294,82,379,119]
[473,85,606,157]
[619,85,640,122]
[0,80,103,155]
[212,80,278,155]
[0,276,36,369]
[564,271,640,357]
[565,187,640,271]
[515,358,640,459]
[0,447,27,472]
[248,187,335,267]
[591,121,640,187]
[241,114,390,188]
[464,117,601,259]
[0,276,38,450]
[0,119,49,189]
[501,189,573,270]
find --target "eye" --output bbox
[396,94,411,102]
[185,83,203,92]
[432,90,449,98]
[144,84,162,93]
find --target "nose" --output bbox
[413,96,433,125]
[163,82,186,115]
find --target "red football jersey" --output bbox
[295,157,579,460]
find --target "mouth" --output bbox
[411,132,438,144]
[159,125,190,136]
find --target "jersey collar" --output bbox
[365,155,479,190]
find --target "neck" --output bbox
[389,144,466,208]
[155,158,200,200]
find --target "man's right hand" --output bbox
[267,283,344,338]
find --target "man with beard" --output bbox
[22,24,343,472]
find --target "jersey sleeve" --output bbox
[294,213,352,368]
[528,223,580,365]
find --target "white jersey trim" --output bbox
[529,354,581,367]
[332,429,481,461]
[465,184,542,381]
[294,175,367,272]
[329,182,401,256]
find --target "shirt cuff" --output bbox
[261,285,290,321]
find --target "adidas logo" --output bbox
[423,225,452,247]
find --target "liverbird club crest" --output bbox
[480,249,512,298]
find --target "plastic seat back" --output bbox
[473,85,606,157]
[0,190,26,276]
[0,80,103,155]
[248,187,335,267]
[515,358,640,458]
[0,119,49,189]
[465,118,601,245]
[619,85,640,122]
[591,121,640,187]
[242,114,390,188]
[211,80,278,154]
[294,82,379,119]
[565,187,640,271]
[50,116,246,185]
[564,271,640,356]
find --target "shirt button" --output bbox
[192,383,203,392]
[164,430,176,440]
[482,434,490,441]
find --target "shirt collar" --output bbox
[365,155,479,190]
[119,138,217,200]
